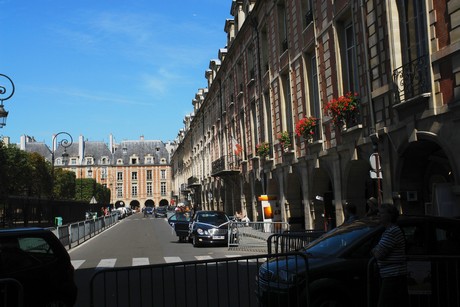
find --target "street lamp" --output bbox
[0,74,15,128]
[51,132,73,196]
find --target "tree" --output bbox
[53,168,76,200]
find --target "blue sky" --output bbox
[0,0,231,145]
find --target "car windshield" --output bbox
[197,213,228,225]
[303,222,379,257]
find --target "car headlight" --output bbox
[277,269,297,283]
[197,228,208,235]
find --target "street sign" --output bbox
[90,196,97,204]
[369,153,381,171]
[370,170,382,179]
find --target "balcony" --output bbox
[211,155,241,177]
[187,176,200,188]
[393,55,431,104]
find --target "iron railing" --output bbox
[393,55,431,103]
[211,155,241,176]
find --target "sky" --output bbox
[0,0,231,146]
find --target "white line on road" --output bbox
[97,258,117,268]
[71,260,86,270]
[132,257,150,266]
[164,256,182,263]
[195,255,213,260]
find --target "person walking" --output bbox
[371,203,408,307]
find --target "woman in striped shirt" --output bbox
[371,203,408,307]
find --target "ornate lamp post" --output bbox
[0,74,15,128]
[51,132,73,196]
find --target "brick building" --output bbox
[171,0,460,230]
[16,134,174,210]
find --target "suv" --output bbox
[0,228,78,307]
[256,215,460,307]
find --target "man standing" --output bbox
[371,203,408,307]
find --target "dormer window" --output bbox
[131,157,138,165]
[122,147,127,154]
[85,157,93,165]
[117,159,123,165]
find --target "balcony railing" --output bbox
[393,55,431,104]
[211,155,241,177]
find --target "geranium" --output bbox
[295,116,317,139]
[256,142,270,157]
[277,131,291,149]
[323,92,359,126]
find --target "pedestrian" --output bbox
[371,203,408,307]
[366,197,379,216]
[343,202,358,224]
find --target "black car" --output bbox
[0,227,78,307]
[189,210,231,247]
[256,215,460,307]
[154,206,168,218]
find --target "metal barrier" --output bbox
[228,221,289,253]
[53,212,118,249]
[89,253,309,307]
[367,255,460,307]
[266,230,325,254]
[0,278,23,307]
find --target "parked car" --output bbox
[256,215,460,307]
[154,206,168,218]
[116,207,127,219]
[188,210,231,247]
[144,206,154,215]
[0,227,78,307]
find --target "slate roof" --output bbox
[113,140,169,165]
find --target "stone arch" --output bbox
[145,199,154,207]
[343,159,373,218]
[285,170,304,229]
[130,200,140,211]
[115,200,126,208]
[311,167,334,231]
[396,135,457,216]
[159,199,169,207]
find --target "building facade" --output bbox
[16,134,175,210]
[171,0,460,230]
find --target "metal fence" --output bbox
[228,221,289,253]
[266,230,325,254]
[52,212,118,249]
[89,253,309,307]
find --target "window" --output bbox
[277,1,288,52]
[132,172,138,180]
[131,157,138,165]
[131,184,138,197]
[70,158,77,165]
[161,170,166,179]
[147,182,153,196]
[116,183,123,197]
[261,28,269,73]
[281,72,293,135]
[85,157,93,165]
[160,182,167,196]
[400,0,428,64]
[301,0,313,28]
[343,22,359,93]
[117,159,123,165]
[147,170,153,180]
[101,167,107,179]
[117,172,123,181]
[145,156,153,164]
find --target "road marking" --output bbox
[164,256,182,263]
[133,257,150,266]
[97,258,117,268]
[195,255,213,260]
[71,260,85,270]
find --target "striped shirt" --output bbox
[372,224,407,278]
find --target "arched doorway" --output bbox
[397,139,456,216]
[311,168,334,231]
[115,201,125,208]
[130,200,140,212]
[159,199,169,207]
[285,171,304,230]
[145,199,154,208]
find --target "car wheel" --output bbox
[311,292,348,307]
[192,235,200,247]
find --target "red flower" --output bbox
[323,92,359,125]
[295,116,317,138]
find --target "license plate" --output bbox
[212,236,225,240]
